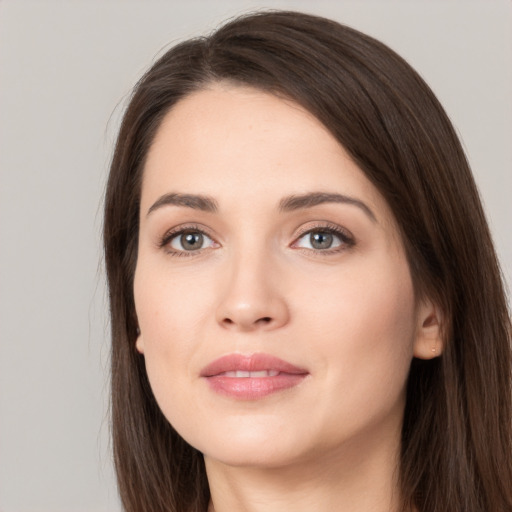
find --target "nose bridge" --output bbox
[215,237,289,331]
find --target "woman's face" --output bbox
[134,85,436,469]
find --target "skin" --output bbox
[134,84,441,512]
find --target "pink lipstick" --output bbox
[201,353,309,400]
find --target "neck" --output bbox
[205,426,404,512]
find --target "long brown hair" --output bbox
[103,10,512,512]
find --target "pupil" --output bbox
[181,232,203,250]
[310,232,333,250]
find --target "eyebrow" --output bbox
[279,192,376,222]
[147,191,376,222]
[147,193,219,216]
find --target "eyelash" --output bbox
[292,222,355,255]
[158,222,355,257]
[159,224,216,257]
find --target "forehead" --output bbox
[141,84,389,221]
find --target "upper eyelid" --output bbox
[291,223,356,253]
[159,223,218,248]
[293,222,354,239]
[161,221,350,236]
[162,223,215,238]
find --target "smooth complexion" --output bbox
[134,85,441,512]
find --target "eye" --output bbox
[161,227,218,255]
[293,225,354,252]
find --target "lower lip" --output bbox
[204,374,307,400]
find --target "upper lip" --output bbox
[200,353,308,377]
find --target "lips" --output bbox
[201,353,309,400]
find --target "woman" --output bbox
[103,10,512,512]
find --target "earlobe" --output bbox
[413,299,443,360]
[135,327,144,354]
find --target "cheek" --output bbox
[133,258,221,395]
[298,253,417,415]
[133,264,205,424]
[310,250,416,345]
[134,259,212,338]
[134,265,183,361]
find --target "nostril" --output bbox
[219,314,281,330]
[222,316,272,327]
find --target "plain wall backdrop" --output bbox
[0,1,510,511]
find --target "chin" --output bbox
[202,440,304,469]
[185,419,308,469]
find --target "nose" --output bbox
[215,251,290,332]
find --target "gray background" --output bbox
[0,1,510,511]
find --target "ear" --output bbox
[135,328,144,354]
[413,298,443,359]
